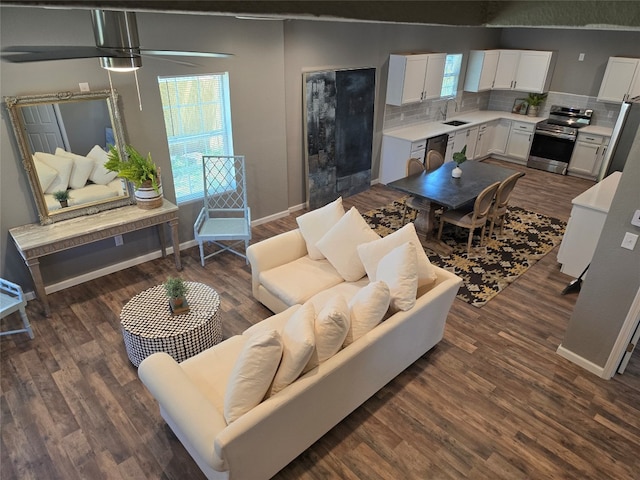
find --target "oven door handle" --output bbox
[534,130,576,141]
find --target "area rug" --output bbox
[362,199,566,307]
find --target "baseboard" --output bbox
[556,344,606,378]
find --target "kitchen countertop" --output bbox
[571,171,621,213]
[383,110,613,142]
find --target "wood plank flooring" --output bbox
[2,159,639,479]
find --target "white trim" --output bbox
[556,344,606,378]
[603,287,640,378]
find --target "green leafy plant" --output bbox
[453,145,467,165]
[525,92,548,107]
[104,144,160,193]
[52,190,70,201]
[163,276,188,299]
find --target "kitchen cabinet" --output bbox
[474,122,493,159]
[597,57,640,103]
[568,133,610,179]
[505,121,535,163]
[380,135,426,184]
[464,50,499,92]
[490,118,511,155]
[557,172,621,278]
[492,50,555,93]
[445,126,478,162]
[386,53,446,105]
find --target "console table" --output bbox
[9,199,182,317]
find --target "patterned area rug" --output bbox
[362,199,566,307]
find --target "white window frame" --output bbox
[441,54,463,98]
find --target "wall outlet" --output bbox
[621,232,638,251]
[578,53,585,61]
[114,234,124,246]
[79,82,90,92]
[608,111,614,118]
[400,113,405,121]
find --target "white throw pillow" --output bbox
[357,223,437,288]
[34,152,74,194]
[268,302,316,396]
[33,158,58,192]
[304,295,350,373]
[376,242,419,312]
[87,145,118,185]
[344,281,391,346]
[55,148,95,189]
[223,329,283,424]
[296,197,345,260]
[316,207,381,282]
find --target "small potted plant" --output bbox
[452,145,467,178]
[104,144,163,209]
[53,190,70,207]
[164,276,189,314]
[525,92,548,117]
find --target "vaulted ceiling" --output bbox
[3,1,640,30]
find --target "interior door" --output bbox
[20,104,70,154]
[617,313,640,374]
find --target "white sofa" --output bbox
[139,204,462,480]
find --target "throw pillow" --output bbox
[223,329,283,424]
[344,281,391,346]
[316,207,381,282]
[35,152,74,194]
[376,242,419,312]
[268,302,316,396]
[304,295,350,373]
[55,148,95,189]
[296,197,345,260]
[33,158,58,192]
[357,222,437,288]
[87,145,118,185]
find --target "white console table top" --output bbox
[572,171,622,213]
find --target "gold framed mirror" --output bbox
[4,89,134,224]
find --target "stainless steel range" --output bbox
[527,105,593,174]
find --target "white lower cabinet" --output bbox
[445,126,479,162]
[380,135,427,184]
[568,133,610,179]
[474,122,493,159]
[505,121,534,163]
[491,118,511,155]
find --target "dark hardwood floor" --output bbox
[2,159,639,479]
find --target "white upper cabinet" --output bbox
[386,53,446,105]
[597,57,640,103]
[464,50,499,92]
[491,50,555,93]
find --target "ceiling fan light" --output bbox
[100,56,141,72]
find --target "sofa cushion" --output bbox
[35,152,74,194]
[268,302,316,396]
[377,242,418,312]
[344,281,391,346]
[296,197,345,260]
[87,145,119,185]
[357,223,437,289]
[307,277,369,312]
[316,207,381,282]
[243,304,302,338]
[223,330,283,424]
[33,158,58,192]
[259,257,344,307]
[304,295,350,373]
[56,148,95,189]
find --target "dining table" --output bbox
[387,160,522,255]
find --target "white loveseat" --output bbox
[139,200,462,480]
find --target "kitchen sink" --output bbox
[442,120,470,126]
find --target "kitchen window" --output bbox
[441,54,463,98]
[158,73,234,204]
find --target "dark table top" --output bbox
[387,161,521,210]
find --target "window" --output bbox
[441,54,463,98]
[158,73,234,204]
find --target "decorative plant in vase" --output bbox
[164,276,189,314]
[104,144,163,209]
[525,92,548,117]
[452,145,467,178]
[53,190,70,207]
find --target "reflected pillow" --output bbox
[87,145,118,185]
[34,152,74,194]
[55,148,95,189]
[33,158,58,192]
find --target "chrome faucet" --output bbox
[440,99,458,121]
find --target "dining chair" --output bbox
[425,149,444,172]
[401,158,429,225]
[487,172,524,239]
[437,181,501,256]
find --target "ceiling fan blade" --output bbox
[1,46,138,63]
[140,49,233,58]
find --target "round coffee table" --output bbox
[120,282,222,367]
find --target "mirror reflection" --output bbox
[4,89,134,224]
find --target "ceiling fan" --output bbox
[2,9,233,71]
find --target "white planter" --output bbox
[135,181,163,209]
[452,166,463,178]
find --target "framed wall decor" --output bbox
[512,98,529,115]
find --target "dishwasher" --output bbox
[425,134,449,164]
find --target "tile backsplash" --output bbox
[384,90,621,130]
